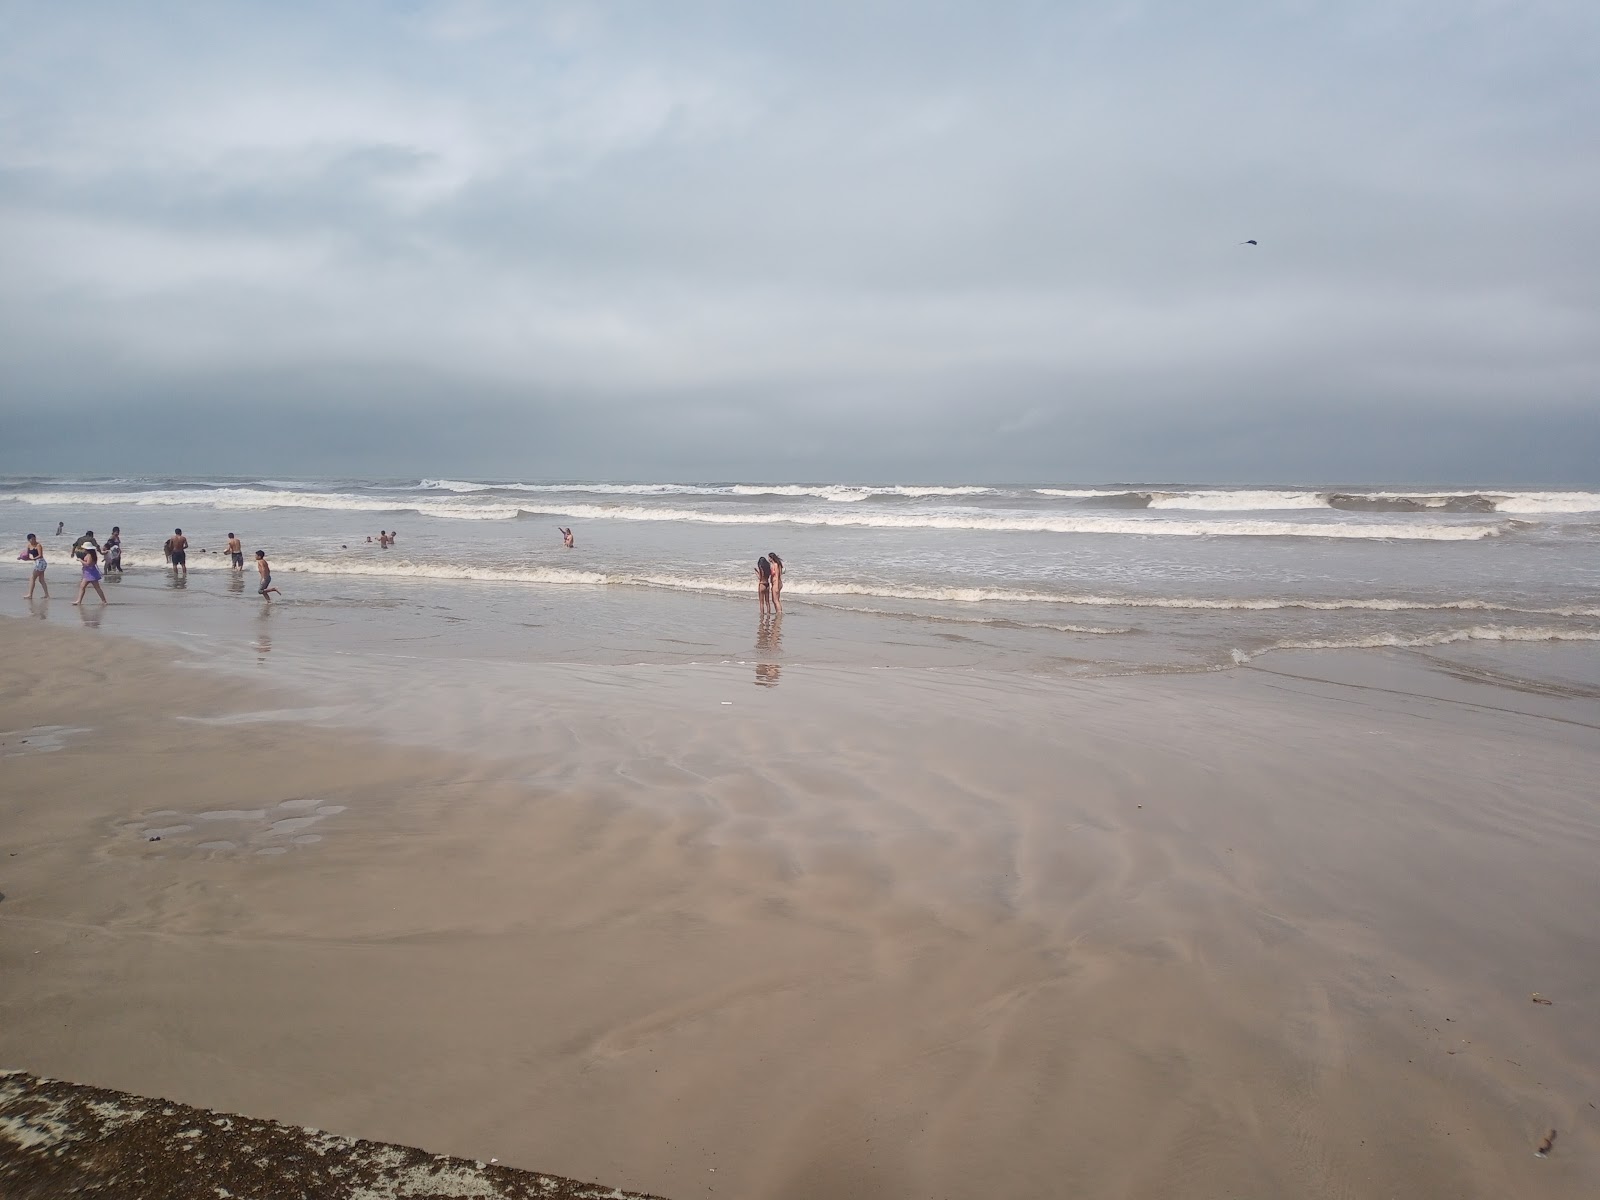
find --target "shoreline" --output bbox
[2,615,1596,1197]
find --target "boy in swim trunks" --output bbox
[255,550,280,601]
[227,533,243,569]
[169,528,188,574]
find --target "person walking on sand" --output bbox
[22,534,47,599]
[227,532,243,570]
[558,526,574,549]
[255,550,280,600]
[766,551,784,611]
[169,528,189,574]
[74,546,107,606]
[756,555,773,613]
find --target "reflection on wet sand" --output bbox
[254,607,274,664]
[755,612,782,687]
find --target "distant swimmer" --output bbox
[1240,239,1258,245]
[169,528,188,574]
[227,532,243,570]
[255,550,281,601]
[559,526,574,549]
[55,522,64,537]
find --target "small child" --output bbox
[255,550,281,601]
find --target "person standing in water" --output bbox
[227,532,243,570]
[756,555,773,612]
[56,522,64,537]
[72,530,101,561]
[766,551,784,611]
[103,527,122,573]
[255,550,280,601]
[558,526,575,548]
[23,534,47,599]
[74,546,107,606]
[169,528,189,574]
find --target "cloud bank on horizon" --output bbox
[1,0,1597,481]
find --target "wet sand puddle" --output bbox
[0,725,94,758]
[123,796,349,857]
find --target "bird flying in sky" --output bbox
[1240,239,1258,245]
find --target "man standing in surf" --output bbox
[169,528,189,575]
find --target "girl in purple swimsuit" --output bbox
[74,546,107,606]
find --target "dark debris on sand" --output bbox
[0,1069,671,1200]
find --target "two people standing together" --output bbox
[756,552,784,613]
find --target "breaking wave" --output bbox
[1034,487,1600,515]
[1232,625,1600,663]
[520,503,1506,540]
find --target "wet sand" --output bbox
[1,617,1596,1197]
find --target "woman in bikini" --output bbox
[756,556,773,613]
[23,534,47,599]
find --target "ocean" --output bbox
[6,476,1599,690]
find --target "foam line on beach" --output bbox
[1232,625,1600,663]
[136,555,1600,618]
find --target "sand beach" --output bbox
[2,610,1596,1198]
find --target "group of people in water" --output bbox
[22,526,123,605]
[22,526,280,603]
[25,521,788,614]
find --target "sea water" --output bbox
[4,477,1598,689]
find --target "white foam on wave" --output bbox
[1034,486,1600,514]
[176,555,610,586]
[8,488,523,521]
[421,479,714,497]
[1234,625,1600,662]
[1484,491,1600,514]
[418,480,999,502]
[1146,489,1329,511]
[521,502,1507,540]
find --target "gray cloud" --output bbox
[2,0,1597,481]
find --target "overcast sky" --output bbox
[2,0,1596,482]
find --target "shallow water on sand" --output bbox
[5,475,1598,679]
